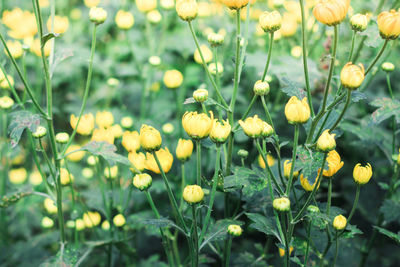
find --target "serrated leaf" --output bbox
[342,224,363,239]
[224,166,268,197]
[380,199,400,223]
[246,212,281,241]
[351,91,367,103]
[136,218,175,228]
[8,110,40,147]
[280,76,307,99]
[296,146,325,183]
[78,141,130,166]
[370,97,400,124]
[373,226,400,244]
[183,97,196,105]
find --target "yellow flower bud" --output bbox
[162,123,174,134]
[102,220,110,230]
[279,246,294,257]
[55,132,69,144]
[340,62,365,90]
[147,10,162,24]
[313,0,350,26]
[47,16,69,34]
[44,198,57,214]
[227,224,243,236]
[284,96,311,124]
[283,160,299,179]
[273,197,291,212]
[140,124,162,152]
[32,126,47,138]
[353,163,372,185]
[208,62,224,75]
[113,214,126,227]
[133,173,153,191]
[66,145,85,162]
[350,14,368,32]
[29,170,43,185]
[377,10,400,40]
[182,111,214,139]
[208,32,224,47]
[381,62,395,72]
[83,211,101,228]
[121,116,134,128]
[0,74,14,89]
[136,0,157,13]
[291,46,302,58]
[316,129,336,152]
[193,88,209,103]
[115,10,134,30]
[60,168,74,185]
[122,131,141,152]
[70,113,94,136]
[259,11,282,33]
[163,69,183,89]
[176,0,198,21]
[253,80,270,96]
[210,119,231,144]
[96,111,114,129]
[42,217,54,228]
[110,124,123,138]
[30,39,51,58]
[75,219,85,231]
[300,173,321,192]
[176,139,194,162]
[89,7,107,25]
[261,121,274,137]
[238,115,264,138]
[145,147,174,174]
[258,154,276,169]
[82,168,93,179]
[183,185,204,204]
[280,13,298,37]
[149,55,161,66]
[220,0,250,10]
[104,165,118,179]
[323,150,344,177]
[0,96,14,109]
[5,40,23,59]
[161,0,175,10]
[194,45,213,64]
[333,214,347,230]
[128,151,146,172]
[9,168,27,184]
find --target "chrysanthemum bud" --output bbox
[381,62,395,72]
[149,56,161,66]
[210,119,231,144]
[307,205,320,213]
[238,115,264,138]
[261,121,274,138]
[227,224,243,236]
[377,10,400,40]
[353,163,373,185]
[340,62,365,90]
[259,11,282,33]
[193,88,208,103]
[316,129,336,152]
[41,216,54,228]
[113,214,126,227]
[313,0,350,26]
[220,0,250,10]
[283,160,299,179]
[350,14,368,32]
[133,173,152,191]
[163,69,183,89]
[333,214,347,230]
[0,96,14,109]
[89,7,107,25]
[253,80,270,96]
[162,123,174,135]
[176,139,194,162]
[115,10,134,30]
[273,197,291,212]
[182,111,214,139]
[140,124,162,152]
[238,149,249,158]
[121,116,133,128]
[208,32,224,47]
[176,0,198,22]
[104,166,118,179]
[284,96,311,124]
[208,62,223,75]
[183,185,204,204]
[147,10,162,24]
[32,126,47,138]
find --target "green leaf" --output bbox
[246,212,281,242]
[373,226,400,244]
[200,219,243,249]
[280,76,307,99]
[359,22,381,48]
[224,166,268,197]
[380,199,400,223]
[78,141,130,166]
[370,97,400,124]
[296,146,325,183]
[342,224,363,239]
[41,33,59,48]
[8,110,40,147]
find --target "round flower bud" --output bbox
[238,149,249,158]
[220,0,250,10]
[75,219,85,231]
[149,55,161,66]
[323,150,344,177]
[208,32,224,47]
[253,80,270,96]
[41,216,54,228]
[227,224,243,236]
[44,198,57,214]
[96,111,114,129]
[87,155,98,166]
[307,205,320,213]
[32,126,47,139]
[176,0,198,22]
[210,119,231,144]
[162,123,174,135]
[0,96,14,109]
[89,7,107,25]
[283,160,299,179]
[258,154,276,169]
[238,115,264,138]
[121,116,133,129]
[101,220,110,230]
[381,62,395,72]
[208,62,223,75]
[350,14,368,32]
[273,197,291,212]
[316,129,336,152]
[193,88,208,103]
[66,220,76,229]
[147,10,162,24]
[115,10,134,30]
[104,166,118,179]
[113,214,126,227]
[84,0,100,7]
[377,10,400,40]
[261,121,274,138]
[182,111,214,139]
[291,46,302,58]
[163,69,183,89]
[340,62,365,90]
[107,78,119,87]
[353,163,373,185]
[133,173,153,191]
[60,168,74,185]
[140,124,162,152]
[313,0,350,26]
[259,11,282,33]
[0,75,14,89]
[183,185,204,204]
[66,145,85,162]
[82,168,93,179]
[333,214,347,230]
[284,96,311,124]
[176,138,194,162]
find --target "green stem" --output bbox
[327,178,332,216]
[348,31,356,62]
[347,185,360,223]
[386,73,396,155]
[333,231,339,267]
[225,237,233,267]
[229,9,242,113]
[329,89,351,133]
[281,213,290,267]
[233,95,257,131]
[304,221,312,266]
[261,95,275,130]
[261,32,274,82]
[196,140,201,186]
[285,125,299,196]
[191,205,199,267]
[365,40,389,75]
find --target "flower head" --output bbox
[122,131,141,152]
[210,119,231,144]
[273,197,291,212]
[323,150,344,177]
[284,96,311,124]
[70,113,94,136]
[313,0,350,26]
[176,139,194,162]
[227,224,243,236]
[333,214,347,230]
[140,124,162,152]
[316,130,336,152]
[259,11,282,33]
[238,115,264,138]
[176,0,198,21]
[182,111,214,139]
[145,147,174,174]
[133,173,153,191]
[284,160,299,179]
[163,69,183,89]
[183,185,204,204]
[341,62,365,90]
[378,10,400,40]
[353,163,372,185]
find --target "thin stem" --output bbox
[196,140,201,186]
[261,32,274,81]
[233,95,257,131]
[327,178,332,216]
[191,205,199,267]
[261,95,275,130]
[304,221,312,266]
[347,185,360,223]
[281,213,290,267]
[348,31,357,62]
[285,125,299,196]
[365,40,389,75]
[225,237,233,267]
[229,9,242,113]
[329,89,351,133]
[386,73,396,155]
[333,231,339,267]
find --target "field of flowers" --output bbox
[1,0,400,266]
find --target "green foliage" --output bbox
[370,97,400,124]
[8,110,40,147]
[246,212,281,242]
[78,141,130,166]
[224,166,268,197]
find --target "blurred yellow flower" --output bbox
[84,0,100,8]
[136,0,157,13]
[176,139,194,162]
[96,111,114,129]
[145,147,174,174]
[60,168,74,185]
[46,16,69,34]
[258,154,276,169]
[283,160,299,179]
[128,151,146,172]
[5,40,23,59]
[29,170,43,186]
[2,8,38,39]
[83,211,101,228]
[182,111,214,139]
[70,113,95,135]
[9,168,27,184]
[44,198,57,214]
[104,166,118,179]
[122,131,141,152]
[194,45,213,64]
[110,124,123,138]
[91,128,115,144]
[163,69,183,89]
[115,10,135,30]
[30,39,51,57]
[65,145,85,162]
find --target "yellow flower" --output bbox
[300,173,321,191]
[333,214,347,230]
[46,16,69,34]
[350,14,368,32]
[198,2,212,17]
[65,145,85,162]
[162,123,174,134]
[136,0,157,13]
[261,121,274,137]
[39,0,50,7]
[133,173,153,191]
[284,96,311,124]
[280,13,298,37]
[227,224,243,236]
[210,119,231,144]
[30,38,51,57]
[44,198,57,214]
[279,246,294,257]
[89,7,107,25]
[323,150,344,177]
[273,197,291,212]
[56,132,69,144]
[220,0,250,10]
[340,62,365,90]
[29,170,43,185]
[183,185,204,204]
[176,139,194,162]
[115,10,135,30]
[60,168,74,185]
[283,160,299,179]
[208,62,224,75]
[147,10,162,24]
[258,154,276,169]
[128,151,146,172]
[121,116,134,128]
[193,88,209,103]
[194,45,213,64]
[101,220,110,230]
[259,11,282,33]
[161,0,175,10]
[2,8,38,39]
[96,111,114,129]
[104,166,118,179]
[42,217,54,228]
[253,80,270,96]
[70,113,94,135]
[122,131,141,152]
[75,219,85,231]
[182,111,214,139]
[381,62,395,72]
[110,124,123,138]
[291,46,302,58]
[0,75,13,89]
[313,0,350,26]
[113,214,126,227]
[84,0,100,8]
[140,124,162,152]
[353,163,372,185]
[5,40,23,59]
[145,147,174,174]
[83,211,101,228]
[9,168,27,184]
[91,128,115,144]
[316,129,336,152]
[163,69,184,89]
[377,10,400,40]
[0,96,14,109]
[239,115,264,138]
